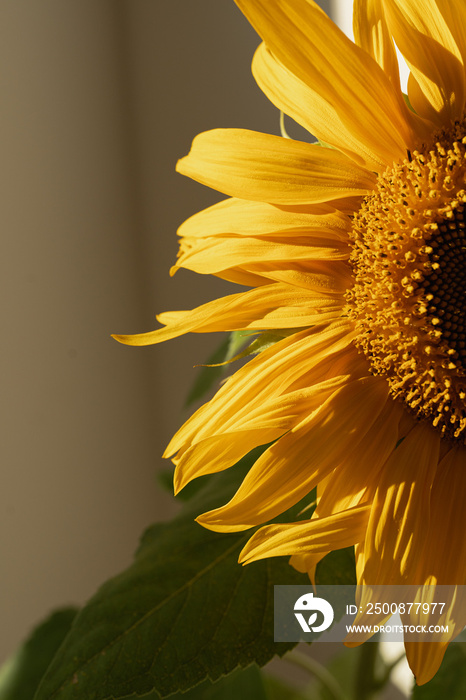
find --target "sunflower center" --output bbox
[346,119,466,442]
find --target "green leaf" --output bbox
[142,664,270,700]
[226,329,251,360]
[264,673,309,700]
[157,467,211,501]
[184,336,230,407]
[34,449,308,700]
[156,466,174,494]
[0,607,78,700]
[185,330,294,408]
[411,642,466,699]
[238,330,302,359]
[315,548,357,628]
[315,548,356,587]
[185,331,250,408]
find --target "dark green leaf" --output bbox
[142,664,270,700]
[156,467,210,501]
[315,548,356,587]
[0,608,78,700]
[184,336,230,407]
[411,642,466,699]
[185,330,293,408]
[185,331,251,408]
[237,330,302,359]
[34,449,308,700]
[315,548,357,627]
[156,467,174,494]
[264,673,310,700]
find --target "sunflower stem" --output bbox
[284,648,349,700]
[353,640,384,700]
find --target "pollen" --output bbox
[346,120,466,441]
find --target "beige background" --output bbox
[1,0,336,663]
[0,2,412,696]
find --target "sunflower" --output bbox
[114,0,466,685]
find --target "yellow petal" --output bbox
[158,296,341,331]
[239,504,370,564]
[236,0,418,163]
[177,198,351,241]
[405,642,449,687]
[315,398,404,516]
[208,267,273,287]
[176,129,376,204]
[290,397,402,585]
[384,0,466,122]
[252,43,386,171]
[289,552,327,585]
[113,282,343,347]
[416,446,466,584]
[355,541,366,585]
[403,586,466,684]
[256,262,353,295]
[291,400,402,584]
[173,235,349,276]
[362,422,440,585]
[173,197,353,290]
[173,374,351,493]
[197,377,389,532]
[213,263,349,293]
[345,585,393,645]
[166,323,357,456]
[353,0,400,88]
[400,445,466,683]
